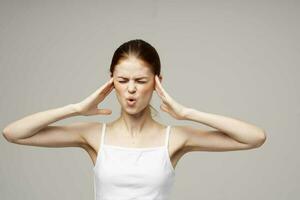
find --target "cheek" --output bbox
[140,85,153,94]
[114,83,125,93]
[140,88,154,101]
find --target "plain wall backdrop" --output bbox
[1,0,299,199]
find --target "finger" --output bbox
[155,76,167,99]
[160,104,168,112]
[156,88,165,100]
[96,78,115,96]
[154,75,163,94]
[156,78,172,101]
[154,75,165,94]
[155,76,167,96]
[97,85,114,102]
[102,78,114,92]
[103,85,114,97]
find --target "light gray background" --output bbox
[1,0,299,199]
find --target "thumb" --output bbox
[160,104,168,112]
[97,109,112,115]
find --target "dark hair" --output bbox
[109,39,161,118]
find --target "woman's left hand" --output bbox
[154,75,189,120]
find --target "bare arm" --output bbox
[3,104,79,145]
[153,75,267,152]
[184,108,267,147]
[2,77,114,147]
[178,108,267,152]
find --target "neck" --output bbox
[115,105,156,137]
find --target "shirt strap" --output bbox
[100,123,106,146]
[165,125,171,147]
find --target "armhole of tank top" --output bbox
[93,123,106,171]
[165,125,175,173]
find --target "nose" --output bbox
[127,81,136,93]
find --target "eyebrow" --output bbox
[117,76,149,80]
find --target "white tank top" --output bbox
[93,123,176,200]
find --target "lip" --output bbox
[126,97,137,101]
[126,97,137,106]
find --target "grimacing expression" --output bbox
[112,57,155,114]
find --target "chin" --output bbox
[122,108,142,116]
[122,103,148,115]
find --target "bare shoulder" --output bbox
[79,121,103,149]
[170,124,211,154]
[168,124,190,154]
[170,125,187,144]
[160,124,192,169]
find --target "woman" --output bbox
[3,39,267,200]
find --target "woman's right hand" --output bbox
[73,77,115,116]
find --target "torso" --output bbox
[81,121,187,170]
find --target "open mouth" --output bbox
[126,98,137,106]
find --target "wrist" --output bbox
[181,107,194,120]
[65,104,81,116]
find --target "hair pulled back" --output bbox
[109,39,161,77]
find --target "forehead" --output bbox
[114,57,152,78]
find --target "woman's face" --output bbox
[112,57,157,114]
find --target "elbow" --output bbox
[2,127,16,143]
[254,129,267,148]
[2,131,11,142]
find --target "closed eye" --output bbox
[118,81,147,84]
